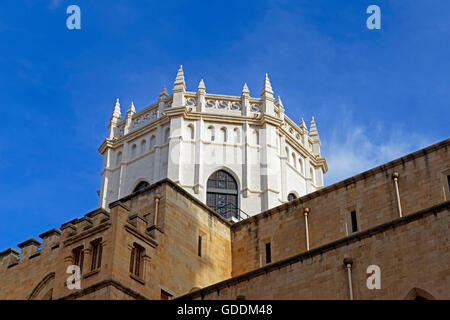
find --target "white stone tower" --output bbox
[98,66,327,219]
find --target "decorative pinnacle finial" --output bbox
[198,79,206,91]
[260,73,274,97]
[275,96,283,108]
[173,65,186,90]
[300,117,307,131]
[110,98,121,120]
[127,101,136,114]
[242,83,250,96]
[159,85,168,97]
[309,117,320,141]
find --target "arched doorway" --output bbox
[206,170,238,219]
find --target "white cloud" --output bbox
[322,113,433,186]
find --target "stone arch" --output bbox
[404,288,436,300]
[28,272,55,300]
[131,179,150,194]
[287,191,299,201]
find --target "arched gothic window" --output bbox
[133,181,149,193]
[206,170,238,219]
[288,193,297,201]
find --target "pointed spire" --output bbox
[300,117,308,131]
[260,73,274,97]
[274,96,283,108]
[242,83,250,96]
[309,116,320,140]
[111,98,121,120]
[159,85,168,98]
[198,79,206,91]
[173,65,186,90]
[127,101,136,115]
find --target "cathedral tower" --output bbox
[98,66,328,219]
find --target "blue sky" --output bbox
[0,0,449,250]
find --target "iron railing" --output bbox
[215,203,250,221]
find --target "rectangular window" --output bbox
[73,246,84,274]
[350,211,358,233]
[161,289,173,300]
[265,242,271,264]
[130,244,144,278]
[198,235,202,257]
[90,239,102,271]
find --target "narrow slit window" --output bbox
[350,211,358,233]
[198,235,202,257]
[447,175,450,191]
[265,242,271,264]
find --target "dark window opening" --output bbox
[265,242,271,264]
[287,193,297,201]
[198,235,202,257]
[73,246,84,274]
[447,175,450,191]
[133,181,149,193]
[90,239,102,271]
[161,289,173,300]
[206,170,238,219]
[350,211,358,233]
[130,243,144,278]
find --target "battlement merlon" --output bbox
[98,67,325,166]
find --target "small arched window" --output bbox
[292,153,296,168]
[140,140,147,155]
[131,144,137,158]
[253,129,259,145]
[164,128,170,143]
[310,168,315,184]
[187,124,194,140]
[220,127,227,142]
[234,128,240,143]
[299,157,304,174]
[133,181,149,193]
[116,152,122,166]
[288,193,297,201]
[149,136,156,151]
[207,126,215,141]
